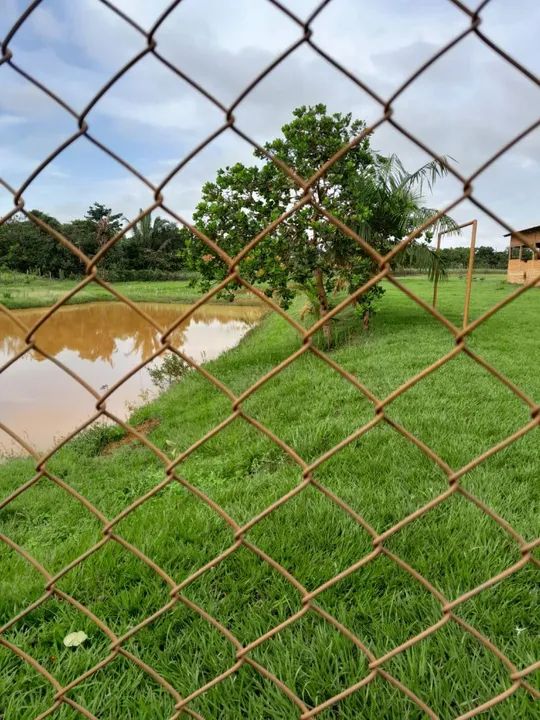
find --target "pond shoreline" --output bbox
[0,300,265,457]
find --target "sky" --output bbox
[1,0,539,249]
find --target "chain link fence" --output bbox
[0,1,539,718]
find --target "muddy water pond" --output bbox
[0,301,264,456]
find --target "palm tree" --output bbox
[127,211,179,270]
[299,155,459,332]
[401,241,449,283]
[367,154,460,280]
[131,211,173,254]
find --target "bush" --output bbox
[148,354,189,390]
[68,421,124,456]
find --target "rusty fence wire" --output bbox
[0,0,539,718]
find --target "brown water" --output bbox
[0,301,264,456]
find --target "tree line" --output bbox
[0,200,505,287]
[435,245,507,269]
[0,203,188,281]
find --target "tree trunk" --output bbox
[314,268,332,345]
[363,309,370,331]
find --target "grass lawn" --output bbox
[0,275,538,719]
[0,271,256,309]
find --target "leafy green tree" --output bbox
[0,211,80,277]
[439,247,469,268]
[0,203,192,279]
[187,104,456,341]
[474,245,507,269]
[63,203,125,273]
[79,202,125,254]
[62,218,98,263]
[85,202,124,234]
[399,242,450,283]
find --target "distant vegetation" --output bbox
[0,202,189,282]
[436,245,507,270]
[0,106,507,321]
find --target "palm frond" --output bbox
[427,250,448,283]
[412,206,461,241]
[404,243,449,281]
[399,157,454,195]
[373,154,456,198]
[132,209,152,242]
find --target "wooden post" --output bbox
[432,230,442,309]
[432,220,478,328]
[462,219,477,329]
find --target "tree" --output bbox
[403,245,508,272]
[123,211,186,272]
[0,211,80,277]
[85,203,124,234]
[187,105,456,342]
[79,202,125,253]
[63,203,125,273]
[400,242,450,283]
[439,247,469,268]
[474,245,506,269]
[62,219,98,267]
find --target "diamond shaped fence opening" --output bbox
[0,1,539,719]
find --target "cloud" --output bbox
[1,0,538,249]
[0,114,27,127]
[27,4,64,42]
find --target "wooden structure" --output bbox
[432,219,477,328]
[506,225,540,284]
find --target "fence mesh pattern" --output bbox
[1,1,539,718]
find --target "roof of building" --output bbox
[503,225,540,237]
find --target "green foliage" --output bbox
[398,245,508,274]
[0,211,82,277]
[472,246,507,269]
[121,210,186,275]
[401,243,449,282]
[147,354,189,390]
[84,202,124,234]
[67,202,126,262]
[68,421,124,457]
[0,204,188,281]
[186,104,456,337]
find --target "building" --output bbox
[506,225,540,284]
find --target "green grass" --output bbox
[0,275,539,719]
[0,271,256,309]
